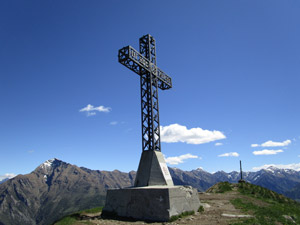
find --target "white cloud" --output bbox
[218,152,239,157]
[79,104,111,116]
[110,121,118,125]
[215,142,223,146]
[0,173,16,181]
[252,163,300,171]
[262,140,291,147]
[252,149,283,155]
[165,153,199,165]
[28,150,34,154]
[160,124,226,145]
[251,139,291,147]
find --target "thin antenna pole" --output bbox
[240,160,243,180]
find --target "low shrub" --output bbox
[198,205,204,213]
[169,210,195,222]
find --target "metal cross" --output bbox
[118,34,172,152]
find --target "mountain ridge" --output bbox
[1,158,300,225]
[0,158,135,225]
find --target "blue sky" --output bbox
[1,0,300,179]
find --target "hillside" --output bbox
[285,182,300,202]
[55,182,300,225]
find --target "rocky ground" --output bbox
[64,187,254,225]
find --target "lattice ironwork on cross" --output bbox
[118,34,172,152]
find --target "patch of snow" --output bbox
[253,163,300,172]
[253,175,260,181]
[39,158,57,174]
[42,159,55,168]
[264,167,275,173]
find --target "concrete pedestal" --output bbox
[102,185,200,222]
[134,151,174,187]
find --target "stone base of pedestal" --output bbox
[102,185,200,222]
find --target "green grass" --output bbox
[53,206,103,225]
[79,206,103,214]
[169,210,195,222]
[237,182,293,204]
[216,181,233,193]
[54,216,77,225]
[229,182,300,225]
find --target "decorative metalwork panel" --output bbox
[118,46,172,90]
[118,34,172,152]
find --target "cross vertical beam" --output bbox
[139,34,161,152]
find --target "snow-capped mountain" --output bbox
[0,158,136,225]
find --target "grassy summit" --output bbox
[54,182,300,225]
[208,182,300,224]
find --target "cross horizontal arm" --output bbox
[118,46,172,90]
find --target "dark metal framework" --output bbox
[118,34,172,152]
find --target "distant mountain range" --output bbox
[0,158,300,225]
[170,166,300,196]
[0,178,9,184]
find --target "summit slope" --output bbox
[55,182,300,225]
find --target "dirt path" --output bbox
[196,191,252,225]
[71,191,253,225]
